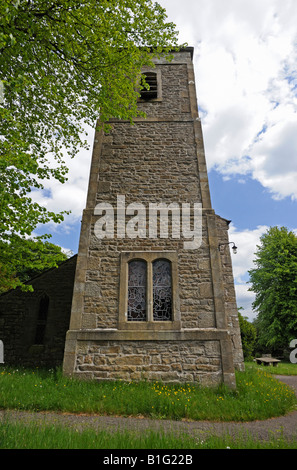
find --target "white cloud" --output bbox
[28,1,297,296]
[228,224,270,320]
[250,112,297,199]
[234,284,256,320]
[33,0,297,222]
[229,224,269,283]
[31,126,95,225]
[160,0,297,200]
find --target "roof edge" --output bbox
[0,254,78,298]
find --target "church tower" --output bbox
[63,47,244,389]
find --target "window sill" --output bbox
[137,98,163,103]
[118,320,181,331]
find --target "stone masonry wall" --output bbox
[97,121,202,207]
[64,49,244,388]
[216,215,245,370]
[83,110,215,330]
[0,256,76,367]
[84,214,216,331]
[75,340,222,387]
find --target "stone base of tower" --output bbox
[62,211,244,390]
[63,328,237,389]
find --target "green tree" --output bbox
[248,226,297,352]
[0,234,69,293]
[0,0,180,289]
[238,309,257,360]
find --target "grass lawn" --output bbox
[246,360,297,376]
[0,421,297,449]
[0,363,296,422]
[1,363,297,449]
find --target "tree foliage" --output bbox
[0,0,180,290]
[0,0,179,237]
[0,234,69,294]
[238,310,257,360]
[248,226,297,352]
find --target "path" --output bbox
[1,375,297,442]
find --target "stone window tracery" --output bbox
[119,252,180,330]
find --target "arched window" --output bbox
[153,259,172,321]
[119,252,179,329]
[35,293,49,344]
[127,260,147,321]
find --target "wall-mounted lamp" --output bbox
[218,242,238,255]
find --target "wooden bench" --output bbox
[255,357,281,367]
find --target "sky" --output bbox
[33,0,297,321]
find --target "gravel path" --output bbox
[1,375,297,442]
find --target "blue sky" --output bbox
[33,0,297,321]
[209,171,297,232]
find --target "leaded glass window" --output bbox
[153,259,172,321]
[119,252,179,329]
[127,260,147,321]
